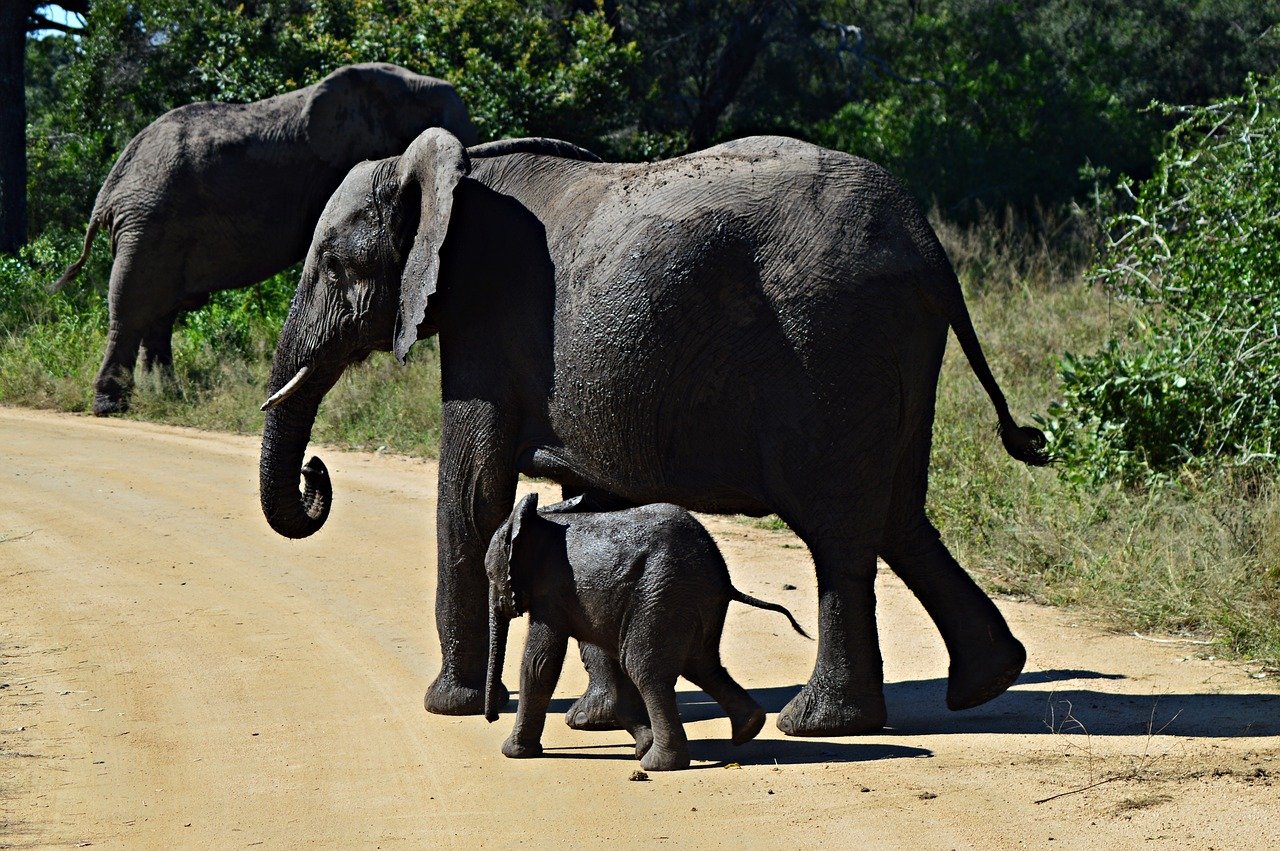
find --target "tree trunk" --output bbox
[686,2,781,153]
[0,1,29,254]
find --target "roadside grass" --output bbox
[930,212,1280,668]
[3,220,1277,668]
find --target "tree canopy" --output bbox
[10,0,1280,248]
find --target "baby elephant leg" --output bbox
[627,669,689,772]
[502,621,568,759]
[685,660,766,746]
[601,658,654,759]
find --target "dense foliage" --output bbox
[1041,74,1280,484]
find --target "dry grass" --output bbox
[930,212,1280,667]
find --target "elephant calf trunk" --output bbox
[484,587,510,722]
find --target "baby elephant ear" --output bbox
[393,128,470,362]
[507,493,541,560]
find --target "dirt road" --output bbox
[2,407,1277,848]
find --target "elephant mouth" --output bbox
[261,364,313,411]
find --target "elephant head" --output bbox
[483,493,541,722]
[258,128,470,539]
[302,63,478,168]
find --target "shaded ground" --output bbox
[2,407,1277,848]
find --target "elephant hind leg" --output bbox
[139,309,179,377]
[683,657,764,746]
[94,324,143,416]
[878,405,1025,710]
[628,671,689,772]
[774,533,887,737]
[880,513,1025,710]
[96,242,181,415]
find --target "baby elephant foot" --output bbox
[639,742,690,772]
[947,634,1026,711]
[424,670,498,716]
[564,684,622,731]
[776,681,886,737]
[501,736,543,759]
[730,706,766,746]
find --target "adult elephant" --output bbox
[258,128,1050,737]
[53,63,477,416]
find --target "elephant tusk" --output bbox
[260,365,313,412]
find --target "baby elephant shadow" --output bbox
[539,690,932,766]
[536,737,931,768]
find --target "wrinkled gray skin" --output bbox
[53,63,476,416]
[258,128,1050,738]
[483,493,808,771]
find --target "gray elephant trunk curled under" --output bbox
[259,386,331,540]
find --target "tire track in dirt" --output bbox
[2,407,1277,848]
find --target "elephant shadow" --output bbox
[690,668,1277,739]
[532,667,1279,765]
[879,668,1280,738]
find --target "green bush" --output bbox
[1041,74,1280,484]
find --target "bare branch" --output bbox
[26,12,85,35]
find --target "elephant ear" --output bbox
[499,493,541,616]
[302,63,407,167]
[392,128,470,362]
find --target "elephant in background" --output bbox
[257,128,1050,738]
[483,493,808,771]
[53,62,477,416]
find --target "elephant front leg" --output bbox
[502,621,568,758]
[565,641,633,731]
[776,541,887,737]
[425,398,518,716]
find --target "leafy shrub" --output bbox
[1041,74,1280,483]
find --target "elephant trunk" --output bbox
[259,383,332,540]
[484,585,509,722]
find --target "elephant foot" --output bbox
[501,736,543,759]
[947,634,1026,711]
[632,726,654,759]
[565,684,623,731]
[776,681,886,737]
[425,670,500,716]
[639,742,690,772]
[92,392,129,417]
[730,706,766,746]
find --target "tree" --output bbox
[1,2,86,254]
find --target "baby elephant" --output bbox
[484,493,809,771]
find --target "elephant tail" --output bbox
[944,273,1053,466]
[729,588,811,639]
[49,218,100,292]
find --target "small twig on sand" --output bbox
[0,530,37,544]
[1034,772,1136,804]
[1130,632,1213,646]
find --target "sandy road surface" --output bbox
[2,406,1278,848]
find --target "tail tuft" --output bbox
[49,220,100,293]
[1000,422,1053,466]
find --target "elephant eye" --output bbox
[320,252,344,284]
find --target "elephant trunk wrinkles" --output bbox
[484,587,509,722]
[259,388,332,539]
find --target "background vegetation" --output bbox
[4,1,1280,667]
